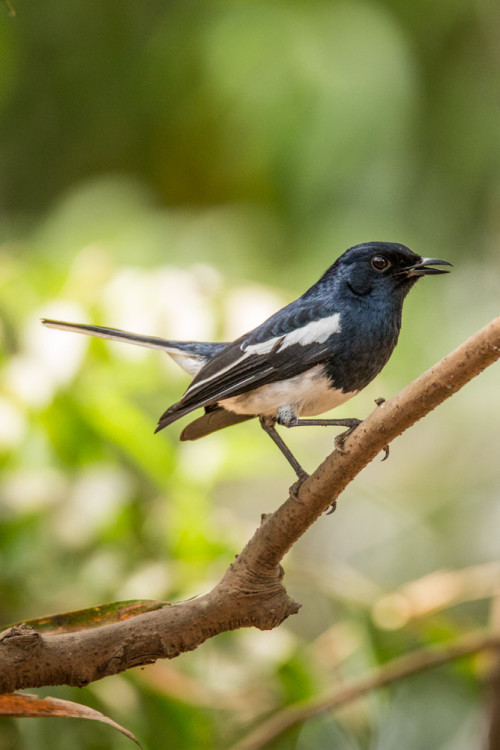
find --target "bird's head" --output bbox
[324,241,452,301]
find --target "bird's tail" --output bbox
[42,319,186,351]
[41,319,226,376]
[154,403,254,436]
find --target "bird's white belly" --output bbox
[220,364,356,417]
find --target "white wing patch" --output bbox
[243,313,341,355]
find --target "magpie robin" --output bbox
[42,242,451,481]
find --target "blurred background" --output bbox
[0,1,499,748]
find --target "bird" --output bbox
[42,242,452,482]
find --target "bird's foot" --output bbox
[374,398,390,460]
[334,419,362,454]
[289,470,309,502]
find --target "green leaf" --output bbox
[4,599,169,635]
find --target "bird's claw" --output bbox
[289,472,308,502]
[375,400,390,460]
[334,420,361,454]
[334,434,349,454]
[326,500,337,515]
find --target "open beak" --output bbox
[407,257,453,277]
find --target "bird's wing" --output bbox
[156,303,341,430]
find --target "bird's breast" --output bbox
[220,364,356,417]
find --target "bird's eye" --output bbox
[371,255,391,271]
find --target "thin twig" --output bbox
[372,562,500,628]
[231,631,500,750]
[487,596,500,750]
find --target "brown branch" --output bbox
[230,630,500,750]
[0,315,499,694]
[372,562,500,627]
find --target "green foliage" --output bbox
[0,0,499,748]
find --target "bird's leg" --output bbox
[258,416,309,496]
[283,406,390,461]
[279,414,363,454]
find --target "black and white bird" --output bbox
[42,242,451,481]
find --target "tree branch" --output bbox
[1,315,499,694]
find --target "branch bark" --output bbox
[1,315,499,694]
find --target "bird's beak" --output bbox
[407,257,453,277]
